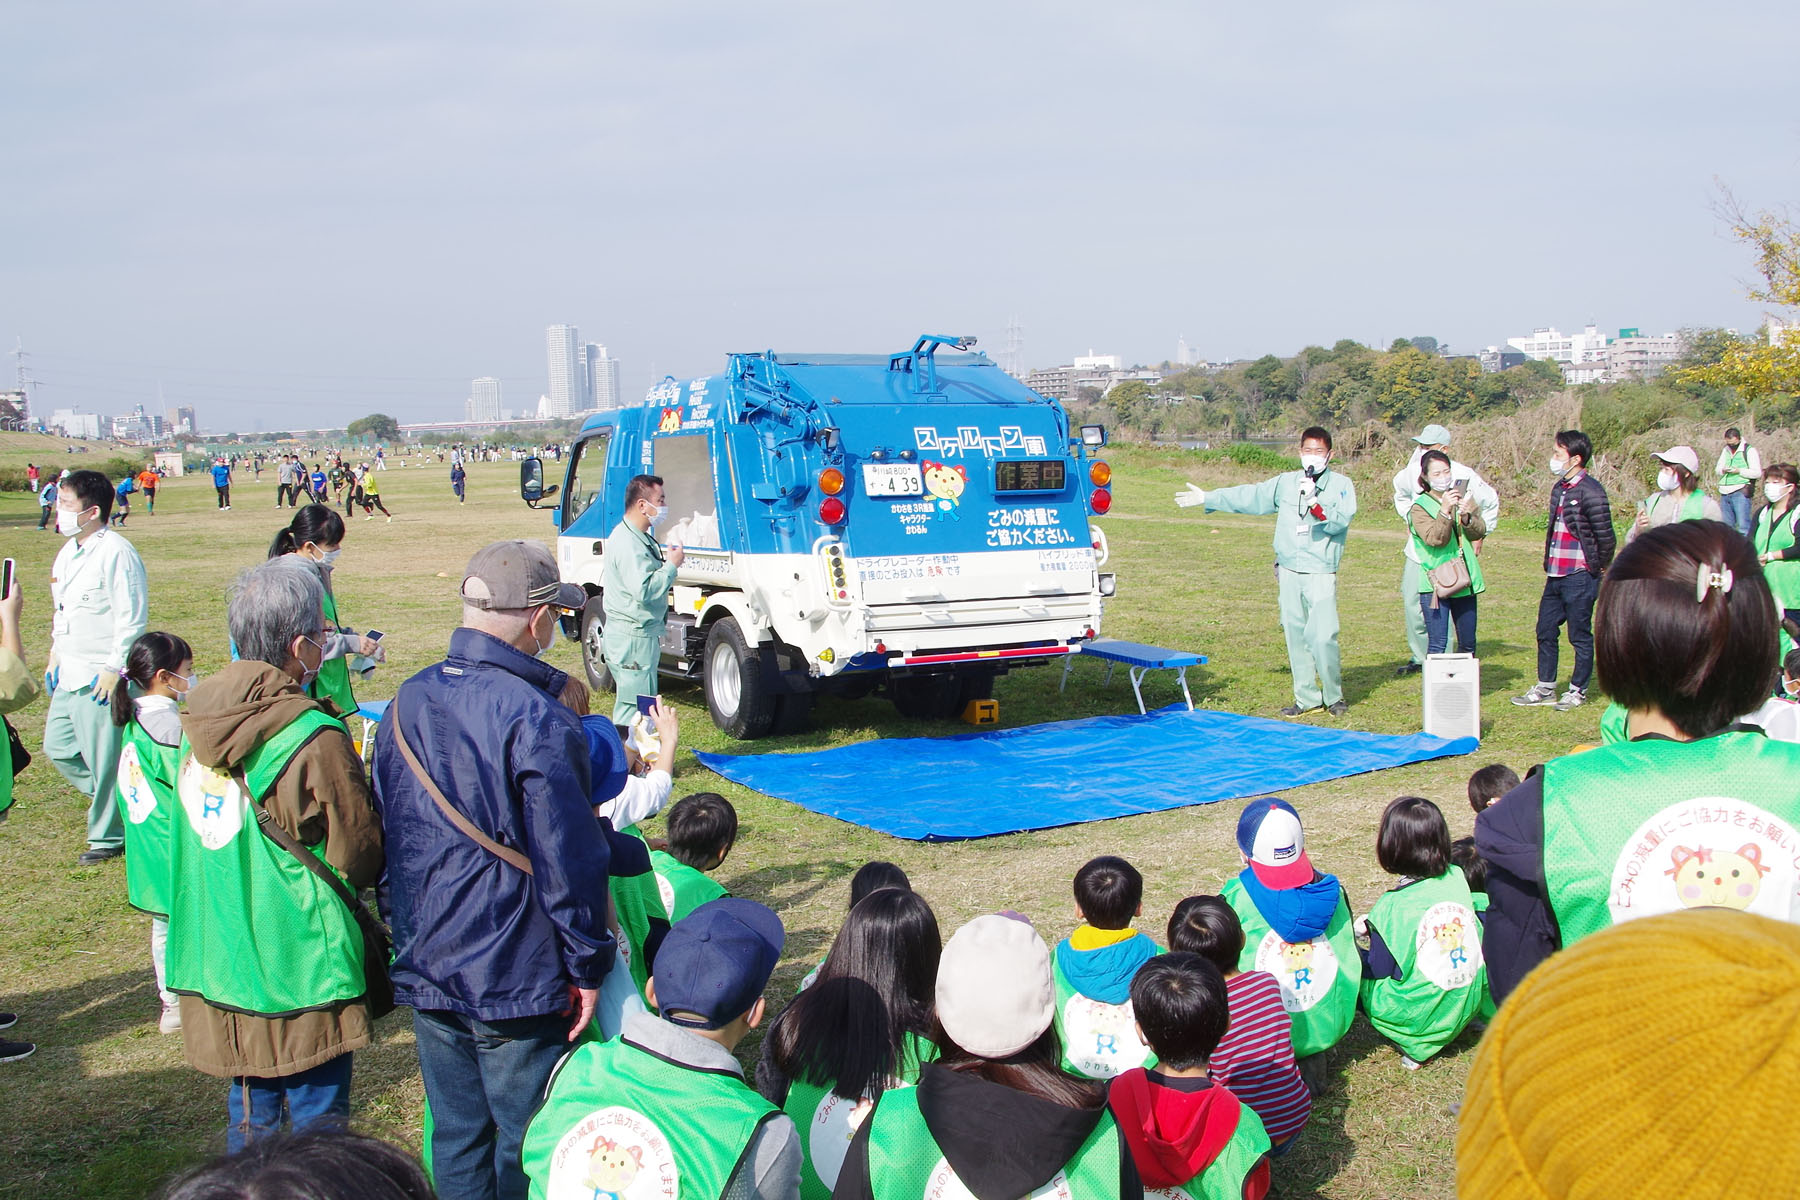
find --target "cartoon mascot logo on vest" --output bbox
[1253,931,1339,1013]
[548,1107,678,1200]
[1414,901,1483,990]
[177,755,246,849]
[1610,797,1800,926]
[809,1087,893,1191]
[119,742,159,826]
[1060,993,1151,1078]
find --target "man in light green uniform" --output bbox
[601,474,685,728]
[1176,427,1358,715]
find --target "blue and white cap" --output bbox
[1236,797,1314,889]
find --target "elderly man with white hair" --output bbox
[1392,424,1499,675]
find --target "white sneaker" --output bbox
[1555,687,1588,711]
[159,1003,181,1034]
[1512,683,1558,707]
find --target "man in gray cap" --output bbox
[371,540,615,1200]
[1392,425,1499,674]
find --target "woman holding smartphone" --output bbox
[1407,450,1487,655]
[267,505,384,715]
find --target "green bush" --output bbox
[1185,442,1299,471]
[0,456,151,493]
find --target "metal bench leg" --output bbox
[1177,666,1194,711]
[1060,653,1075,694]
[1129,666,1148,715]
[1103,662,1116,687]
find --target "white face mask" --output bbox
[531,608,555,657]
[650,504,669,524]
[297,634,327,687]
[1426,473,1452,492]
[167,671,198,698]
[1768,482,1790,504]
[55,506,86,537]
[1785,678,1799,698]
[1549,456,1570,477]
[314,547,342,567]
[1657,468,1678,492]
[1300,454,1327,476]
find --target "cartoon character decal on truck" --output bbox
[521,334,1116,739]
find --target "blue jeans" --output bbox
[227,1054,353,1152]
[1536,571,1600,689]
[1420,593,1478,655]
[1721,488,1753,537]
[414,1009,570,1200]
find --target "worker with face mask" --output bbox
[602,474,686,730]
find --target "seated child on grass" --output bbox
[651,792,737,922]
[1167,896,1311,1151]
[798,861,912,993]
[1051,855,1161,1079]
[1108,953,1271,1200]
[1467,763,1519,814]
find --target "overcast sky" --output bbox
[5,0,1797,429]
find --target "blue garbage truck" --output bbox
[520,334,1116,738]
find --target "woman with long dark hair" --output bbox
[834,913,1137,1200]
[268,505,381,714]
[759,888,940,1200]
[1754,463,1800,658]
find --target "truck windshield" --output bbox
[561,432,608,530]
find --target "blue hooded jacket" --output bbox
[1238,867,1345,942]
[1055,930,1161,1005]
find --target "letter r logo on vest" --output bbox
[119,743,158,825]
[177,756,246,849]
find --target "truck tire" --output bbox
[704,617,776,739]
[580,596,615,693]
[891,673,962,721]
[771,689,814,736]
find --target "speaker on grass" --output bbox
[1423,653,1480,740]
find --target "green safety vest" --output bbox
[164,708,365,1015]
[1408,493,1484,599]
[1722,447,1753,490]
[1756,504,1800,622]
[522,1034,780,1200]
[1051,947,1159,1079]
[1356,869,1486,1063]
[308,585,358,717]
[1599,702,1629,745]
[1542,730,1800,948]
[118,719,181,916]
[610,825,664,1001]
[783,1031,937,1200]
[651,849,728,923]
[1645,488,1710,524]
[0,713,15,814]
[1139,1092,1271,1200]
[1220,876,1360,1058]
[865,1079,1126,1200]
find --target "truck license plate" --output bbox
[861,463,924,496]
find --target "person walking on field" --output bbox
[210,458,232,511]
[1392,425,1498,674]
[1513,430,1614,712]
[44,469,149,863]
[602,475,685,730]
[1716,426,1761,538]
[136,464,159,516]
[36,476,58,530]
[360,467,392,522]
[451,462,466,504]
[1175,427,1358,716]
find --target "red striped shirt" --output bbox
[1209,970,1312,1142]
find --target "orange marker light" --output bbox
[1089,460,1112,486]
[819,468,845,495]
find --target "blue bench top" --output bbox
[355,699,390,722]
[1077,638,1206,669]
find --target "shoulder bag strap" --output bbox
[392,695,535,876]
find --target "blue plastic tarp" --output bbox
[696,705,1478,841]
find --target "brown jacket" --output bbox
[176,660,385,1079]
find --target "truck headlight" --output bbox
[1098,573,1117,597]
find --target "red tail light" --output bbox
[1090,488,1112,515]
[819,497,847,525]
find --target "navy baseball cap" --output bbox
[1236,797,1315,889]
[651,898,784,1029]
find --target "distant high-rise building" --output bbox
[467,376,503,422]
[166,405,197,435]
[584,343,621,411]
[546,325,581,418]
[1505,324,1609,364]
[1176,336,1193,367]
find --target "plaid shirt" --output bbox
[1546,470,1589,578]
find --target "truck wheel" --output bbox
[580,596,614,693]
[891,674,961,721]
[771,690,814,736]
[704,617,776,739]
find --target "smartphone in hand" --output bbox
[1,558,14,600]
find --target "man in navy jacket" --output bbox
[373,540,612,1200]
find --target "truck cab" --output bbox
[521,334,1115,737]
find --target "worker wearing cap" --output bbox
[373,540,613,1200]
[521,898,801,1200]
[1627,445,1721,544]
[1717,426,1762,537]
[601,474,685,729]
[1391,424,1499,675]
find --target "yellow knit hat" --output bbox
[1458,909,1800,1199]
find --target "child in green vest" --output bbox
[757,887,941,1200]
[1359,797,1487,1065]
[650,792,735,921]
[797,860,911,993]
[522,898,801,1200]
[109,631,194,1036]
[1052,856,1161,1079]
[835,913,1134,1200]
[1108,953,1272,1200]
[1221,799,1362,1062]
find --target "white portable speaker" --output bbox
[1423,653,1481,740]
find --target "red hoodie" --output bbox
[1108,1069,1267,1195]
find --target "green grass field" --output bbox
[0,447,1597,1199]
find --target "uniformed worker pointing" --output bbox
[1175,426,1357,717]
[602,474,685,730]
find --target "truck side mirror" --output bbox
[521,457,558,507]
